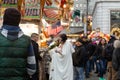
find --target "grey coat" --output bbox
[112,40,120,80]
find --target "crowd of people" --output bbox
[0,7,120,80]
[46,33,120,80]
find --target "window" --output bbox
[110,10,120,36]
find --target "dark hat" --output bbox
[81,36,87,39]
[3,8,21,26]
[77,38,84,44]
[108,35,116,44]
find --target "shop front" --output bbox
[92,0,120,37]
[110,10,120,38]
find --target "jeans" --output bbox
[74,67,85,80]
[85,57,96,77]
[102,58,107,74]
[96,59,104,77]
[85,60,90,77]
[93,56,98,72]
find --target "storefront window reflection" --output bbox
[111,11,120,39]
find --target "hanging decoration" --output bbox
[43,0,61,24]
[46,0,52,6]
[60,0,66,8]
[23,0,40,19]
[2,0,18,7]
[43,7,60,23]
[0,0,18,18]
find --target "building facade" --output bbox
[69,0,86,33]
[91,0,120,34]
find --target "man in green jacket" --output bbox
[0,8,36,80]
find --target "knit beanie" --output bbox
[3,8,21,26]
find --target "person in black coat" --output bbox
[31,33,42,80]
[105,35,116,80]
[72,38,86,80]
[95,38,107,80]
[83,39,96,78]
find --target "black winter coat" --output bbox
[105,43,114,61]
[72,45,86,67]
[31,40,42,80]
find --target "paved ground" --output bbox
[85,71,107,80]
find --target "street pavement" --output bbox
[85,71,107,80]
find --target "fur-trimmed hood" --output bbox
[114,40,120,48]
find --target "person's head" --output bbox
[81,36,88,43]
[99,38,107,45]
[75,38,84,46]
[82,36,87,40]
[108,35,116,44]
[114,40,120,48]
[59,34,67,44]
[3,8,21,26]
[31,33,39,42]
[113,31,119,37]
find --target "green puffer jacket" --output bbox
[0,33,30,80]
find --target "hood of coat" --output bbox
[114,40,120,48]
[0,25,23,41]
